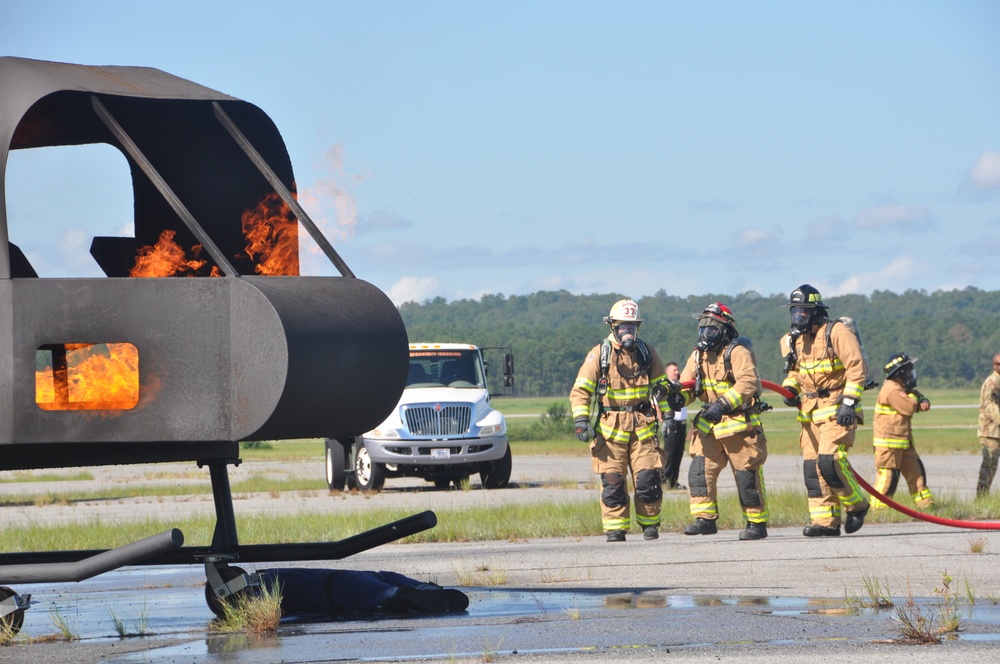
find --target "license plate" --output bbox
[431,448,451,459]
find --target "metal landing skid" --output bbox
[0,457,437,633]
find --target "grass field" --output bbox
[502,387,983,457]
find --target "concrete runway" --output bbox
[2,453,1000,662]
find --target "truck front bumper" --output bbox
[361,435,508,466]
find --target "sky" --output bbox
[3,1,1000,306]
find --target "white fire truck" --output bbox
[325,343,514,493]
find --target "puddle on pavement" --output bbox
[8,566,1000,645]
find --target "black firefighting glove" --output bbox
[665,383,686,411]
[573,417,595,442]
[836,397,857,427]
[660,416,679,438]
[782,387,801,408]
[911,389,931,409]
[701,399,728,424]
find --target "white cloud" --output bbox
[854,205,934,231]
[387,276,442,306]
[821,256,918,296]
[968,151,1000,190]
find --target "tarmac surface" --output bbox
[2,452,1000,663]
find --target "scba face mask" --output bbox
[696,324,724,351]
[614,322,638,350]
[790,306,814,334]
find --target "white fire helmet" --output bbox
[603,299,642,326]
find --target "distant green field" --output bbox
[229,388,982,461]
[501,387,983,457]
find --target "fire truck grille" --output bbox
[404,406,471,436]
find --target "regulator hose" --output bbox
[676,379,1000,530]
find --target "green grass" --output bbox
[505,388,982,457]
[0,470,94,483]
[0,475,328,508]
[4,489,1000,553]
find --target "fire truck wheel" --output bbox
[0,586,25,635]
[324,438,348,491]
[480,445,512,489]
[353,443,386,493]
[204,566,248,617]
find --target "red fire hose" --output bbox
[677,379,1000,530]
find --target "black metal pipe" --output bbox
[0,511,436,568]
[203,459,240,551]
[90,95,238,277]
[0,529,183,584]
[212,102,356,278]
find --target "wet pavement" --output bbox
[4,521,1000,663]
[3,455,1000,661]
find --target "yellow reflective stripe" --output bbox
[574,376,595,391]
[811,405,839,420]
[809,505,839,520]
[689,501,717,517]
[694,413,762,436]
[597,422,658,443]
[844,382,864,400]
[636,514,660,527]
[606,386,649,400]
[600,426,631,443]
[572,404,590,418]
[875,404,898,415]
[721,388,743,408]
[805,404,864,422]
[835,446,866,507]
[782,377,801,392]
[873,437,910,449]
[797,357,844,374]
[603,517,630,531]
[636,423,658,442]
[744,467,768,522]
[701,378,731,392]
[913,488,933,503]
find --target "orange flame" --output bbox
[241,192,299,275]
[35,343,139,411]
[130,230,208,278]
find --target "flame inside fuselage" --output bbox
[35,343,140,411]
[34,194,299,409]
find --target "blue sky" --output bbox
[3,1,999,305]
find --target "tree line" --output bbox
[398,287,1000,398]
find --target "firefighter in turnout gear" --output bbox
[871,352,933,510]
[780,284,871,537]
[570,299,670,542]
[674,302,770,541]
[977,353,1000,497]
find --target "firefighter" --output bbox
[570,299,670,542]
[871,353,933,510]
[674,302,769,541]
[780,284,870,537]
[977,353,1000,497]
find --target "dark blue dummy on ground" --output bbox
[257,568,469,616]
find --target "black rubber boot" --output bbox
[643,525,659,540]
[844,506,869,534]
[606,530,626,542]
[683,518,718,535]
[738,522,768,540]
[802,524,840,537]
